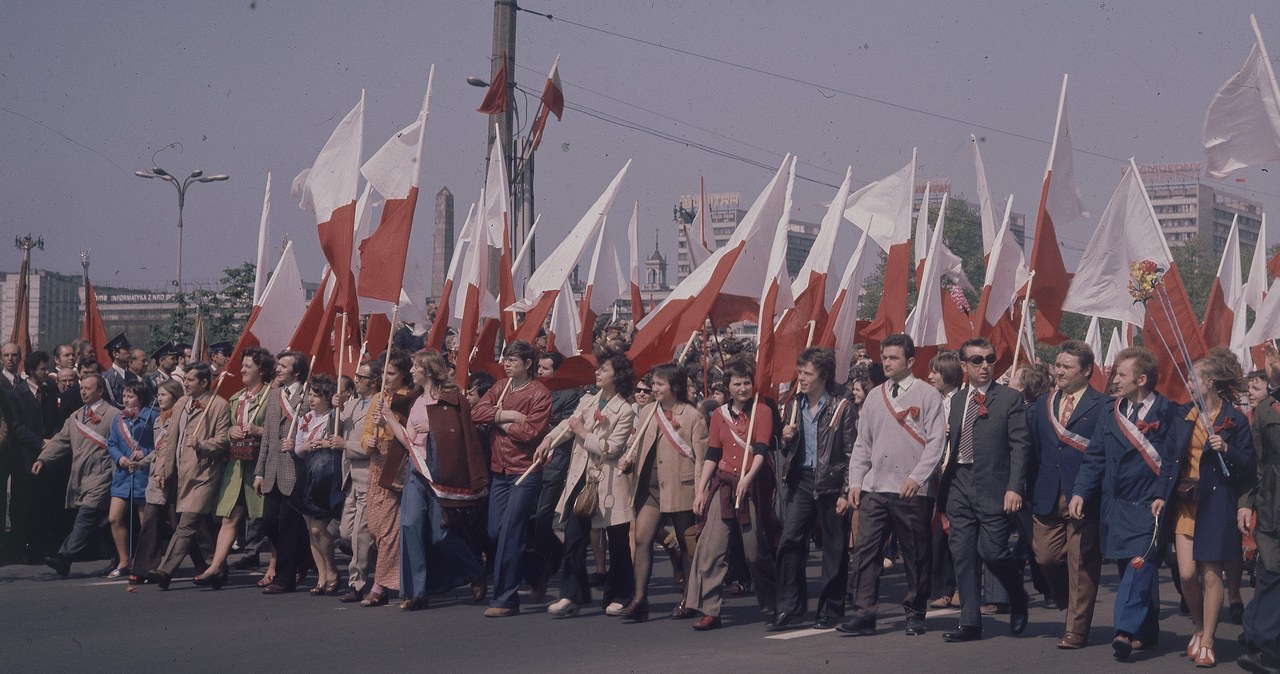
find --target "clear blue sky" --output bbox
[4,1,1279,290]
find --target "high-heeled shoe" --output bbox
[620,599,649,622]
[311,580,339,596]
[256,573,275,589]
[192,569,227,589]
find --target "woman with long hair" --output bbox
[130,379,184,583]
[393,349,489,611]
[539,351,638,617]
[359,349,415,607]
[1172,349,1255,667]
[296,374,343,595]
[618,363,708,621]
[196,347,275,588]
[106,380,157,578]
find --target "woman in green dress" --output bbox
[194,347,276,586]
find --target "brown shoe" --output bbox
[360,591,388,607]
[399,597,428,611]
[1057,632,1087,649]
[484,606,520,618]
[693,615,722,631]
[470,578,487,603]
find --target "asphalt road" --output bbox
[0,552,1256,673]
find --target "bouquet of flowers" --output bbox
[1127,259,1162,304]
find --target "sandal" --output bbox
[361,591,388,607]
[1185,632,1203,658]
[1194,644,1216,668]
[256,574,275,589]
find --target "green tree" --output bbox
[149,262,255,350]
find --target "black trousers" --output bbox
[261,487,310,588]
[850,491,933,621]
[946,465,1027,627]
[931,519,956,598]
[562,513,632,607]
[775,470,850,619]
[531,444,570,584]
[134,503,178,573]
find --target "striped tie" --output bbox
[957,391,979,464]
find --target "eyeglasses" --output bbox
[635,387,652,394]
[965,354,998,365]
[355,374,374,381]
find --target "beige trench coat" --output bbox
[553,392,636,527]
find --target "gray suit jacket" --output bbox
[255,385,306,496]
[943,382,1031,514]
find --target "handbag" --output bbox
[1174,477,1199,503]
[228,436,261,462]
[572,458,604,519]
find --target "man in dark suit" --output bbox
[6,351,63,562]
[101,333,136,409]
[940,338,1031,642]
[530,351,581,601]
[1070,346,1188,660]
[1028,340,1110,650]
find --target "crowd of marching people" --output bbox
[1,322,1279,672]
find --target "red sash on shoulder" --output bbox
[115,415,143,456]
[1047,393,1090,452]
[75,417,108,449]
[656,406,697,461]
[881,384,925,447]
[1114,399,1161,475]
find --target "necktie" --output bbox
[1059,392,1075,426]
[957,390,979,464]
[892,382,901,398]
[1128,401,1141,423]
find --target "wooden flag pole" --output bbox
[735,392,761,509]
[1006,270,1037,382]
[286,354,319,442]
[788,320,818,427]
[332,311,348,435]
[374,306,400,432]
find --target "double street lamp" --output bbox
[135,167,229,295]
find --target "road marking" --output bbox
[764,608,959,639]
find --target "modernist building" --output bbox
[1138,162,1263,257]
[672,192,820,283]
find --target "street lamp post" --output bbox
[135,167,229,295]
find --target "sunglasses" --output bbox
[635,387,652,394]
[965,354,997,365]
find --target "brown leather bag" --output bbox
[228,436,261,462]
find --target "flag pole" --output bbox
[620,330,701,473]
[1006,270,1037,382]
[333,311,348,435]
[286,354,318,442]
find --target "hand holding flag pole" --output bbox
[620,330,700,473]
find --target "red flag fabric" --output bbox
[363,312,393,361]
[9,257,31,357]
[1142,264,1208,404]
[862,243,912,344]
[1201,217,1244,349]
[81,272,109,368]
[357,188,418,303]
[529,57,563,153]
[476,58,509,115]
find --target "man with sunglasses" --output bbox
[940,338,1031,642]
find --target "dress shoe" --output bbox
[669,601,694,619]
[1231,601,1246,625]
[620,600,649,622]
[230,553,260,570]
[483,606,520,618]
[835,617,876,636]
[813,615,839,630]
[604,602,627,617]
[44,555,70,578]
[1057,632,1086,649]
[338,589,364,603]
[1112,634,1133,661]
[1238,651,1280,674]
[904,618,927,636]
[148,570,172,591]
[470,577,487,603]
[262,583,296,595]
[1130,637,1157,652]
[943,625,982,643]
[692,615,722,631]
[97,563,118,577]
[547,598,579,617]
[763,611,807,632]
[1009,602,1028,635]
[399,597,428,611]
[588,572,606,588]
[530,574,548,603]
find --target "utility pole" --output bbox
[484,0,535,278]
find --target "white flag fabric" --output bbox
[1063,159,1172,326]
[1245,214,1269,312]
[907,194,951,347]
[250,241,306,354]
[253,173,272,306]
[1085,316,1103,361]
[844,151,916,251]
[547,278,581,356]
[1245,278,1280,345]
[978,196,1029,326]
[292,93,364,222]
[829,228,874,384]
[1104,326,1126,368]
[972,135,1000,255]
[1204,15,1280,180]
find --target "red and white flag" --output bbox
[630,155,794,374]
[547,278,581,357]
[215,242,306,397]
[359,69,433,307]
[907,194,951,348]
[846,151,917,345]
[1028,75,1088,345]
[1202,215,1244,349]
[252,173,272,306]
[974,196,1029,370]
[752,159,797,393]
[454,196,497,388]
[972,134,1001,256]
[426,202,476,350]
[512,160,631,344]
[1204,15,1280,179]
[1084,315,1108,391]
[529,56,564,153]
[511,214,540,300]
[1063,159,1205,402]
[1245,278,1280,346]
[627,202,646,324]
[818,228,875,384]
[478,136,518,336]
[1245,214,1269,312]
[577,219,628,353]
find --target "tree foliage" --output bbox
[149,262,255,350]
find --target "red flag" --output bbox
[862,243,912,344]
[1029,75,1088,346]
[8,256,31,357]
[214,242,306,398]
[476,57,508,115]
[529,56,563,153]
[81,270,109,368]
[1143,264,1208,403]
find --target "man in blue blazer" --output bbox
[940,338,1032,643]
[1070,346,1188,661]
[1028,340,1110,650]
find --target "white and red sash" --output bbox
[656,405,697,461]
[75,415,108,450]
[115,414,144,456]
[279,388,298,425]
[881,384,926,447]
[1047,393,1090,452]
[1114,400,1161,475]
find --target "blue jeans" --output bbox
[488,471,541,608]
[1113,560,1160,642]
[401,471,483,599]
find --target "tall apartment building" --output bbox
[1138,162,1263,257]
[0,269,83,351]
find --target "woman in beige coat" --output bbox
[617,363,708,621]
[539,352,637,617]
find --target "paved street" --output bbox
[1,550,1258,673]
